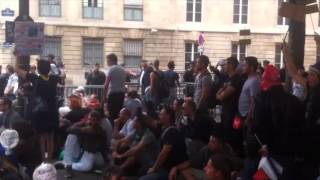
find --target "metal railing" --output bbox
[57,82,195,104]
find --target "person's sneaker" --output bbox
[64,165,73,178]
[53,161,65,170]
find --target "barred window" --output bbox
[124,0,143,21]
[233,0,248,24]
[83,0,103,19]
[231,42,246,61]
[275,43,284,69]
[83,38,104,66]
[39,0,61,17]
[186,0,202,22]
[123,39,143,68]
[42,37,62,61]
[185,42,200,69]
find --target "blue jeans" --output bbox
[139,169,169,180]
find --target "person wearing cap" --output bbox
[283,44,320,179]
[216,56,244,156]
[249,65,305,179]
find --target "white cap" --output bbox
[33,163,57,180]
[0,129,19,149]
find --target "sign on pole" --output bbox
[14,22,44,56]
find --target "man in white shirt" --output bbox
[104,53,126,124]
[4,73,19,99]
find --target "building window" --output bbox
[186,0,202,22]
[231,42,246,61]
[39,0,61,17]
[123,39,143,68]
[278,0,289,25]
[42,37,62,61]
[83,38,104,66]
[124,0,143,21]
[83,0,103,19]
[233,0,248,24]
[185,42,200,68]
[275,43,284,69]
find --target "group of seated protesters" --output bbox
[47,85,241,180]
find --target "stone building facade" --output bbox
[0,0,319,84]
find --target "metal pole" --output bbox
[14,0,33,71]
[286,0,306,90]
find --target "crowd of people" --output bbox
[0,43,319,180]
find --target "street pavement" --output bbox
[57,170,103,180]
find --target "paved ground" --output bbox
[57,170,104,180]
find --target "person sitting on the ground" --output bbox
[140,106,188,180]
[62,110,107,177]
[180,99,213,156]
[113,108,135,140]
[0,97,23,130]
[112,109,158,178]
[124,90,142,118]
[204,154,234,180]
[59,95,90,129]
[169,134,234,180]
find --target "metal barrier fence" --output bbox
[57,82,195,104]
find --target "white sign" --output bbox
[14,22,44,56]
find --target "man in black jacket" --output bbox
[249,65,304,179]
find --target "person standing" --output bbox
[0,65,14,97]
[238,57,261,179]
[86,63,106,85]
[16,59,62,161]
[250,65,305,179]
[194,55,212,111]
[183,62,196,97]
[164,61,179,105]
[104,54,126,124]
[238,57,260,127]
[140,61,153,95]
[216,57,244,156]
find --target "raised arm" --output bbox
[282,43,307,86]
